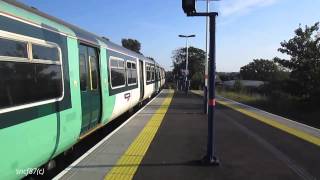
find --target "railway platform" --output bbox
[54,89,320,180]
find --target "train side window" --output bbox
[0,38,28,58]
[163,69,165,79]
[157,68,159,79]
[79,53,87,91]
[146,64,151,82]
[146,65,149,82]
[127,62,132,84]
[151,66,155,81]
[162,69,164,79]
[87,47,99,90]
[131,63,137,84]
[162,70,164,79]
[127,61,137,85]
[110,57,125,88]
[32,44,59,62]
[89,56,99,90]
[127,62,132,69]
[0,37,63,112]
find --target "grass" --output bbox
[217,90,267,104]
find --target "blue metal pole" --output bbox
[204,0,209,115]
[206,13,219,165]
[204,86,207,114]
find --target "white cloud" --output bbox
[220,0,281,17]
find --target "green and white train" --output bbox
[0,1,165,179]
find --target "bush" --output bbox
[233,80,243,92]
[190,72,204,90]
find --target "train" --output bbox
[0,0,165,179]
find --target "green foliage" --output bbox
[217,88,267,105]
[165,71,174,82]
[274,22,320,101]
[240,59,286,81]
[233,80,243,92]
[218,72,240,81]
[172,46,206,89]
[121,38,142,54]
[191,72,204,89]
[239,22,320,104]
[223,22,320,128]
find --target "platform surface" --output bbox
[55,89,320,180]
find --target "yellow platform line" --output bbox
[217,99,320,147]
[105,90,174,180]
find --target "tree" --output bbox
[191,72,203,89]
[165,71,174,82]
[121,38,142,54]
[172,46,205,89]
[240,59,282,81]
[274,22,320,100]
[218,72,240,81]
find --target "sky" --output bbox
[19,0,320,72]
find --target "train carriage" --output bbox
[0,0,165,179]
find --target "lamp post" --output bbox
[182,0,220,165]
[178,34,195,94]
[204,0,210,114]
[198,0,217,113]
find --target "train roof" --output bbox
[2,0,157,64]
[102,39,154,63]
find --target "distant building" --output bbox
[223,80,265,88]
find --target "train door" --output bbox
[154,65,159,91]
[79,44,102,134]
[139,60,144,100]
